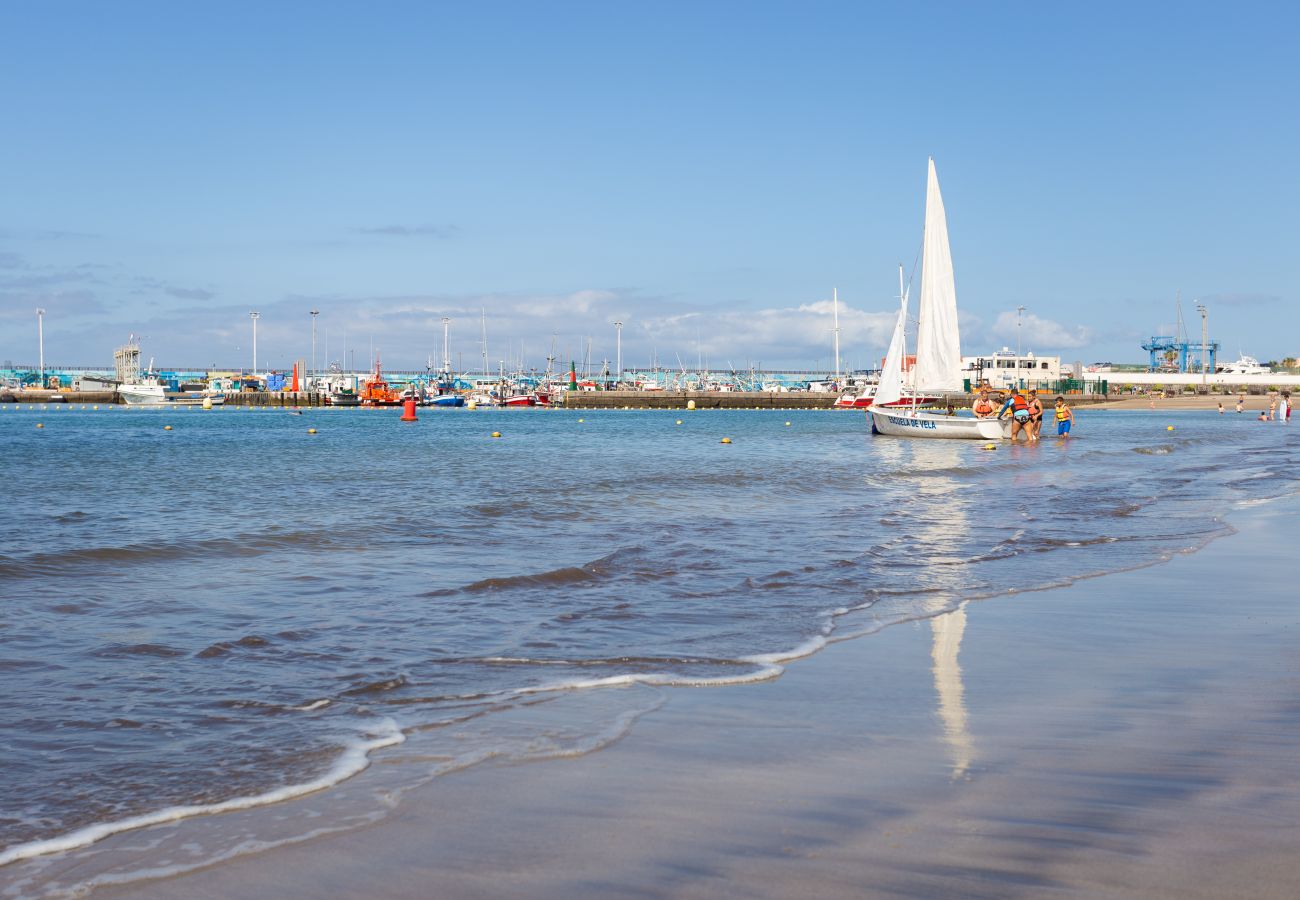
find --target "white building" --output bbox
[962,348,1062,390]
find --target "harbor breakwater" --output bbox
[559,390,1114,409]
[2,389,1118,409]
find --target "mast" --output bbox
[441,317,451,378]
[480,309,488,378]
[911,158,963,393]
[832,287,841,384]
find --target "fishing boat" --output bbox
[359,357,402,406]
[867,159,1010,441]
[118,378,168,405]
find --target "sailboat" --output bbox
[868,159,1009,440]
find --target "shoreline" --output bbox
[1085,394,1288,411]
[31,491,1293,898]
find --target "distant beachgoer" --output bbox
[1258,412,1269,421]
[1284,392,1292,422]
[1235,399,1244,413]
[1054,396,1074,437]
[1278,393,1290,423]
[1217,402,1224,414]
[997,388,1033,442]
[1027,391,1044,440]
[1268,398,1277,420]
[971,389,996,419]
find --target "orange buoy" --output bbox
[400,398,418,422]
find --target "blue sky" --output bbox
[2,0,1297,373]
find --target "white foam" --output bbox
[0,719,404,868]
[293,699,331,711]
[741,634,829,667]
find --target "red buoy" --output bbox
[400,397,418,421]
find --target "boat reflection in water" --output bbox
[889,438,976,778]
[930,606,973,778]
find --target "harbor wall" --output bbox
[562,391,840,409]
[558,391,1121,410]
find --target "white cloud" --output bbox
[990,310,1092,351]
[221,289,904,372]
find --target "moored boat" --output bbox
[359,358,402,406]
[118,379,168,405]
[867,159,1011,441]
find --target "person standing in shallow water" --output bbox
[997,388,1034,442]
[1027,390,1045,440]
[1053,396,1074,437]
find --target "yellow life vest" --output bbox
[1055,407,1070,420]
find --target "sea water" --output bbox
[1,404,1296,891]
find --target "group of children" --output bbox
[970,387,1073,442]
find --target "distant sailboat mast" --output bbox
[832,287,842,384]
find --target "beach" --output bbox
[1086,394,1290,411]
[61,495,1300,899]
[4,406,1297,899]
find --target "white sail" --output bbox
[874,284,909,407]
[911,158,963,392]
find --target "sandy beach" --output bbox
[1086,394,1291,411]
[46,491,1292,899]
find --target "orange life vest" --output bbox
[1011,394,1028,412]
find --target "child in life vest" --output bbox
[1053,396,1074,437]
[997,389,1034,442]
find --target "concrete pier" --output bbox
[222,392,327,407]
[0,390,118,403]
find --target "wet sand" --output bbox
[66,497,1300,899]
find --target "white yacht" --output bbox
[1218,355,1271,375]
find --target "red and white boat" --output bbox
[835,386,940,409]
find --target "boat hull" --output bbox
[118,384,167,405]
[868,407,1009,440]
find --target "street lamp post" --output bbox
[250,311,260,375]
[1016,305,1026,389]
[36,308,45,388]
[1196,302,1208,392]
[310,309,319,389]
[614,321,623,383]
